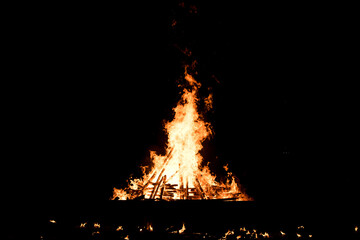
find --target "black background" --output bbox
[4,1,358,217]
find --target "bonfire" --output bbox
[112,67,251,201]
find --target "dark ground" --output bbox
[6,200,360,239]
[3,1,358,239]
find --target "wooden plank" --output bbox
[150,175,165,199]
[140,170,157,195]
[159,175,167,200]
[195,177,205,200]
[179,174,184,200]
[185,178,189,200]
[140,147,174,195]
[163,192,174,196]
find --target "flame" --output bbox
[222,230,234,239]
[112,68,251,201]
[49,219,56,224]
[179,223,186,234]
[94,223,100,228]
[80,222,87,228]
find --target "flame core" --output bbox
[112,70,251,201]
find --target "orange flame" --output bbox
[112,69,251,201]
[179,223,186,234]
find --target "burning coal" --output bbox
[112,68,251,201]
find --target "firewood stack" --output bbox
[126,148,243,201]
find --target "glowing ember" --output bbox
[179,223,186,234]
[112,68,251,201]
[80,222,87,228]
[49,219,56,224]
[221,229,234,239]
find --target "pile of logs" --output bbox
[127,147,241,201]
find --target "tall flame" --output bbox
[160,73,211,190]
[112,69,251,201]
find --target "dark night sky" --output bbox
[4,2,358,214]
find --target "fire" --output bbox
[112,68,251,201]
[147,223,153,232]
[222,230,234,239]
[179,223,186,234]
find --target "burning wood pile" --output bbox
[121,147,242,201]
[112,67,251,201]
